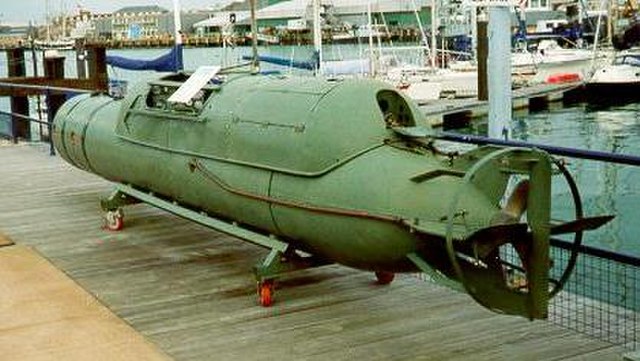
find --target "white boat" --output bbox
[383,65,444,102]
[37,0,75,51]
[246,33,280,45]
[522,41,608,84]
[33,38,75,51]
[403,39,601,100]
[307,0,444,102]
[587,50,640,91]
[582,50,640,104]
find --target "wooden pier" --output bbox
[0,143,630,360]
[420,82,580,128]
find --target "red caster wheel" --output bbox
[257,280,275,307]
[105,209,124,231]
[375,271,395,285]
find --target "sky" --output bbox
[0,0,232,26]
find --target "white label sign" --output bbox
[168,66,221,104]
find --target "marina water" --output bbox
[1,45,639,257]
[475,102,640,257]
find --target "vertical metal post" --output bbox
[487,6,512,140]
[7,48,30,141]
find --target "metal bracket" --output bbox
[100,188,140,211]
[111,183,291,252]
[254,248,331,281]
[407,253,464,292]
[106,183,332,284]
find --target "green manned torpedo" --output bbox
[52,67,611,319]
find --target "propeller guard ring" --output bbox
[444,147,552,319]
[548,157,584,297]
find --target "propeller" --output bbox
[475,178,614,258]
[468,175,614,295]
[439,148,615,319]
[491,179,530,225]
[550,215,615,235]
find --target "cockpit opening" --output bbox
[144,71,220,115]
[376,90,416,129]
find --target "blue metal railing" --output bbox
[436,131,640,167]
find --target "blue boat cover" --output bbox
[106,45,184,72]
[242,51,320,71]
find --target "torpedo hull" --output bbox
[51,73,567,319]
[53,93,502,272]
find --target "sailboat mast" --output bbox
[591,0,607,66]
[430,0,437,68]
[61,0,66,39]
[367,2,375,76]
[250,0,259,71]
[312,0,323,74]
[46,0,51,42]
[411,0,430,57]
[173,0,184,71]
[173,0,182,46]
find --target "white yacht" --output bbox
[587,50,640,91]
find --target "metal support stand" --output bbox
[100,188,140,231]
[254,248,330,306]
[100,188,140,211]
[101,183,332,306]
[254,249,329,281]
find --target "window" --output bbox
[527,0,549,9]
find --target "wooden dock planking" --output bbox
[0,144,629,360]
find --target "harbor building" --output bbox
[111,6,169,40]
[194,0,431,33]
[0,0,611,48]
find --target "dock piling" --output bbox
[477,16,488,101]
[8,48,30,141]
[44,54,66,143]
[86,45,108,92]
